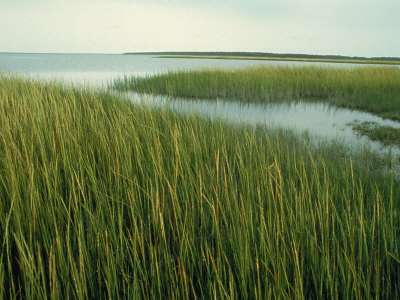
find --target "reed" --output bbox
[113,65,400,121]
[1,75,400,299]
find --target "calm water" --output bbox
[2,52,400,167]
[124,92,400,157]
[0,52,394,86]
[0,53,304,85]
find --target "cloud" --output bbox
[0,0,399,56]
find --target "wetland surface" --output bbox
[3,52,398,85]
[125,92,400,158]
[2,52,399,162]
[2,54,400,298]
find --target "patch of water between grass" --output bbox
[120,92,400,176]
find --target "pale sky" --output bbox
[1,0,399,57]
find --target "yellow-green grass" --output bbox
[1,75,400,299]
[351,121,400,148]
[114,65,400,121]
[159,55,400,66]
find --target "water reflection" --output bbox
[2,53,399,87]
[122,92,400,160]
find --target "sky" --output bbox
[1,0,399,57]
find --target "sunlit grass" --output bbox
[1,75,400,298]
[114,65,400,121]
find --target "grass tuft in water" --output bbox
[351,121,400,147]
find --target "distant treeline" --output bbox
[124,51,400,62]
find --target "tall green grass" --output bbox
[113,65,400,121]
[1,75,400,299]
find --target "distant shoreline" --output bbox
[157,55,400,66]
[124,51,400,65]
[123,51,400,62]
[2,51,399,65]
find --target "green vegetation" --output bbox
[352,121,400,147]
[114,65,400,121]
[125,51,400,64]
[159,55,400,66]
[1,75,400,298]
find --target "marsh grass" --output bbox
[1,75,400,298]
[113,65,400,121]
[159,55,400,65]
[352,121,400,147]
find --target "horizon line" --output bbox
[1,51,400,60]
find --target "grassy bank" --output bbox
[1,76,400,298]
[114,65,400,121]
[159,55,400,66]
